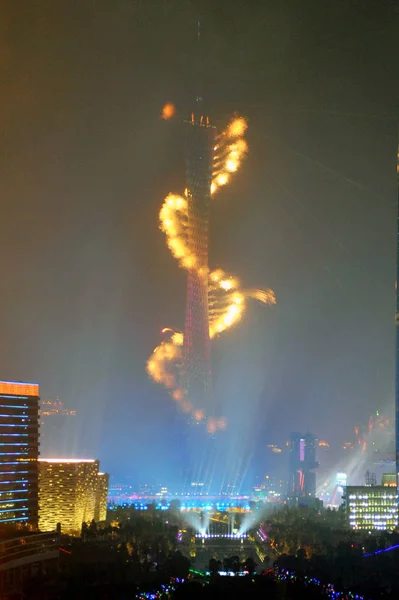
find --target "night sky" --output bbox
[1,1,398,483]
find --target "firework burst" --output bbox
[147,115,275,431]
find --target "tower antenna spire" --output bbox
[195,18,204,111]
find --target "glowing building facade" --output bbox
[287,432,319,505]
[0,380,40,527]
[38,458,108,534]
[183,116,216,417]
[345,484,398,532]
[95,472,109,522]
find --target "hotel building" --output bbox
[38,458,108,533]
[0,380,40,527]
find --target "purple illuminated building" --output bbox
[287,432,319,505]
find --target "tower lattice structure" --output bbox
[183,115,216,418]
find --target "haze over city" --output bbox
[0,1,397,490]
[2,3,399,599]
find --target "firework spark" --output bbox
[147,115,275,431]
[161,103,176,120]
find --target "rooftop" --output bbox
[38,458,96,464]
[0,381,39,396]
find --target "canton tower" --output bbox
[146,21,275,442]
[183,111,216,419]
[183,22,216,420]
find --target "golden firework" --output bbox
[146,115,275,431]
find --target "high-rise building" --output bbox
[38,458,107,534]
[176,101,217,489]
[0,380,40,527]
[381,473,396,487]
[95,472,109,522]
[344,474,398,532]
[183,112,216,419]
[287,432,319,505]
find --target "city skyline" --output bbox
[0,2,397,484]
[0,371,395,514]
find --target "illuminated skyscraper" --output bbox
[146,26,273,440]
[183,113,216,417]
[287,432,319,505]
[38,458,107,534]
[345,476,398,532]
[95,472,109,522]
[0,380,40,527]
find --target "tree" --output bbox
[209,557,220,577]
[243,556,257,574]
[81,521,88,540]
[231,555,241,574]
[89,519,97,535]
[165,551,191,578]
[223,555,241,574]
[117,541,130,562]
[169,499,181,513]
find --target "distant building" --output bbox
[0,380,40,527]
[344,474,398,532]
[40,398,77,455]
[253,474,286,503]
[287,432,319,505]
[381,473,396,487]
[40,398,76,419]
[95,472,109,522]
[38,458,108,534]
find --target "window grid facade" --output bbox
[345,485,398,531]
[38,459,108,534]
[0,381,39,527]
[95,472,109,522]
